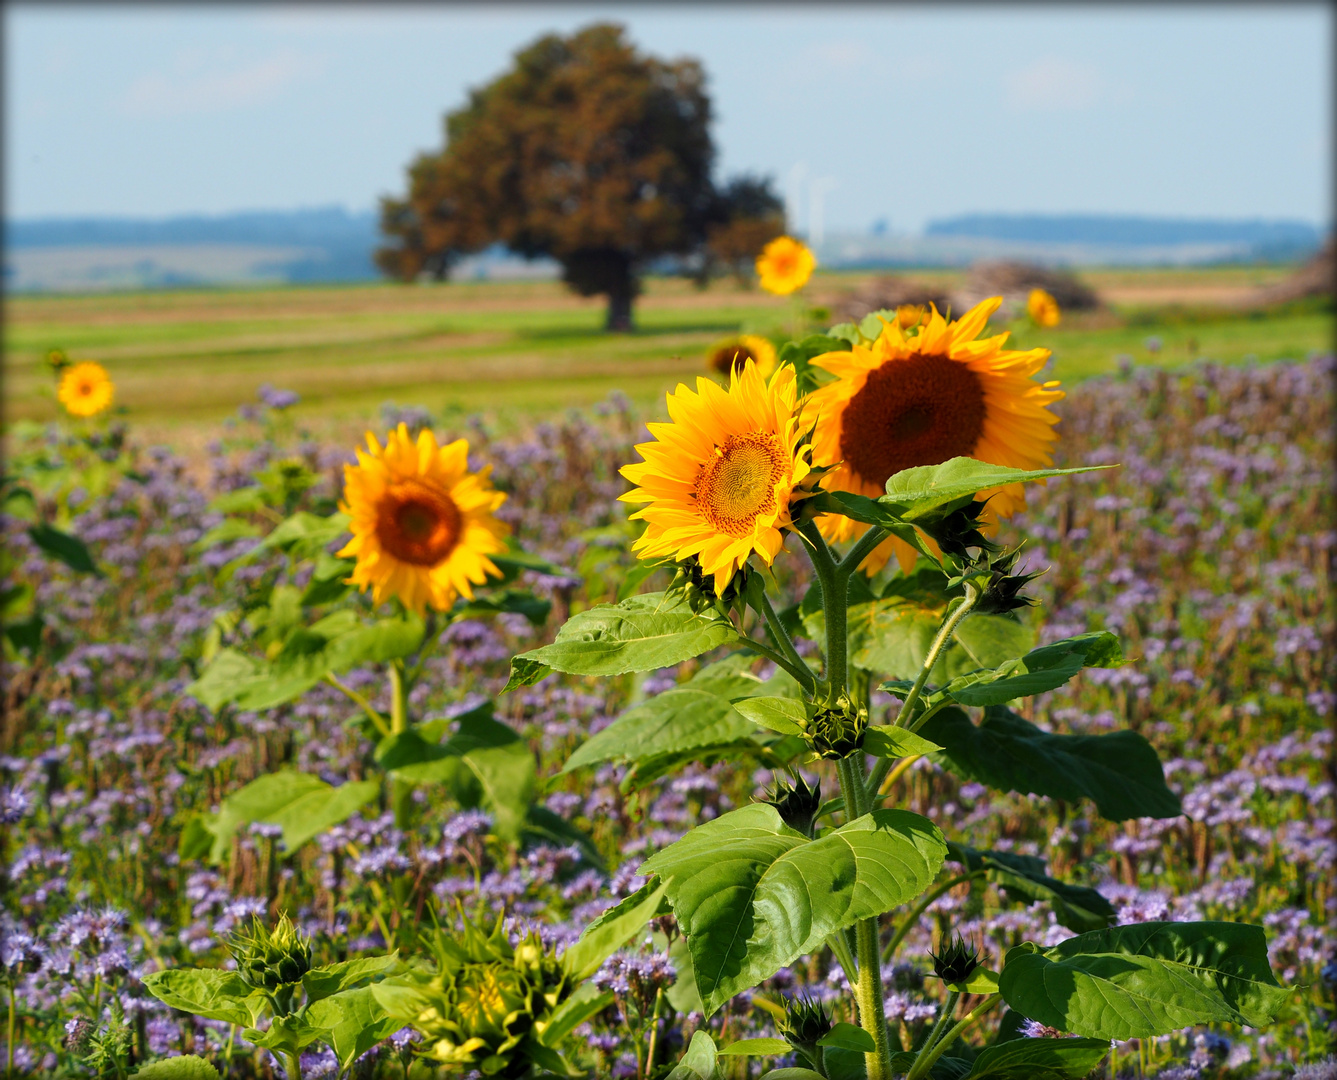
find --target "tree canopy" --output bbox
[377,24,780,330]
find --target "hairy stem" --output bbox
[890,583,979,730]
[323,674,389,737]
[907,990,960,1080]
[837,525,891,577]
[908,995,1001,1080]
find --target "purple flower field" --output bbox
[1,356,1332,1079]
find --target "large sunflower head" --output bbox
[620,361,813,594]
[58,362,114,418]
[706,334,777,381]
[338,424,509,615]
[806,297,1064,570]
[756,236,816,296]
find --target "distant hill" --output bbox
[6,206,378,249]
[925,214,1323,260]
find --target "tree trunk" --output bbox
[605,279,635,332]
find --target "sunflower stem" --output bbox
[752,589,817,695]
[798,521,846,701]
[906,991,961,1080]
[323,674,390,738]
[837,524,891,577]
[907,995,1000,1080]
[890,583,979,730]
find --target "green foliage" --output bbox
[181,770,380,863]
[560,878,669,981]
[920,705,1182,821]
[891,1038,1110,1079]
[132,1055,222,1080]
[947,842,1115,933]
[505,591,741,690]
[998,921,1291,1039]
[939,632,1123,707]
[640,804,946,1014]
[27,521,102,576]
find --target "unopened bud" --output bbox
[931,935,981,984]
[807,696,866,760]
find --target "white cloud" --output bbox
[115,48,323,118]
[1003,57,1106,112]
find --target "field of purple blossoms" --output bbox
[1,355,1333,1080]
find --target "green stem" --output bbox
[907,991,960,1080]
[740,635,817,694]
[323,674,389,738]
[388,661,408,735]
[282,1049,303,1080]
[837,525,891,577]
[798,522,845,702]
[907,995,1000,1080]
[837,756,893,1080]
[891,584,979,730]
[865,703,949,797]
[752,589,817,695]
[882,874,982,963]
[825,930,859,985]
[7,985,14,1080]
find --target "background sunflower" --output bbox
[755,235,816,296]
[339,424,509,614]
[806,297,1064,570]
[57,361,114,418]
[705,334,777,381]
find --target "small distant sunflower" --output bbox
[57,362,114,418]
[807,297,1064,572]
[1028,288,1061,327]
[339,424,509,615]
[756,236,816,296]
[620,361,813,594]
[706,334,777,381]
[896,304,926,330]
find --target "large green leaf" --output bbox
[848,598,945,679]
[302,953,399,1004]
[540,982,615,1049]
[562,879,669,980]
[377,708,535,841]
[640,804,945,1015]
[881,459,1110,521]
[947,843,1114,933]
[920,706,1181,821]
[863,726,943,760]
[304,986,401,1072]
[198,771,379,863]
[944,633,1123,707]
[505,592,740,690]
[141,969,268,1027]
[998,921,1290,1039]
[562,655,773,772]
[953,616,1035,670]
[908,1038,1107,1080]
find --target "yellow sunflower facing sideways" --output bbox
[339,424,509,615]
[620,361,813,594]
[1028,288,1061,327]
[807,297,1064,572]
[57,362,114,418]
[706,334,777,381]
[756,236,816,296]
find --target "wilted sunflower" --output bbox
[756,236,816,296]
[339,424,509,614]
[807,297,1064,571]
[706,334,777,380]
[57,362,114,418]
[620,361,813,594]
[1028,288,1061,327]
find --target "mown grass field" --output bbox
[4,265,1331,451]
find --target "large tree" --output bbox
[377,24,718,330]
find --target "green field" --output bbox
[4,265,1330,452]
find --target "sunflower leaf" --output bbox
[998,922,1291,1039]
[921,706,1181,821]
[880,458,1114,521]
[507,592,741,683]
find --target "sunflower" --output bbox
[807,297,1064,572]
[620,361,813,593]
[896,304,926,330]
[706,334,777,381]
[1028,288,1061,327]
[57,362,114,418]
[756,236,816,296]
[338,424,509,615]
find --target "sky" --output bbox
[5,4,1332,234]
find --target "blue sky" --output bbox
[5,4,1331,232]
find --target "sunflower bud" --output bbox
[666,557,748,617]
[807,695,867,759]
[229,914,312,993]
[916,499,1000,560]
[761,773,821,836]
[930,935,981,985]
[972,549,1042,616]
[778,993,833,1058]
[45,348,71,373]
